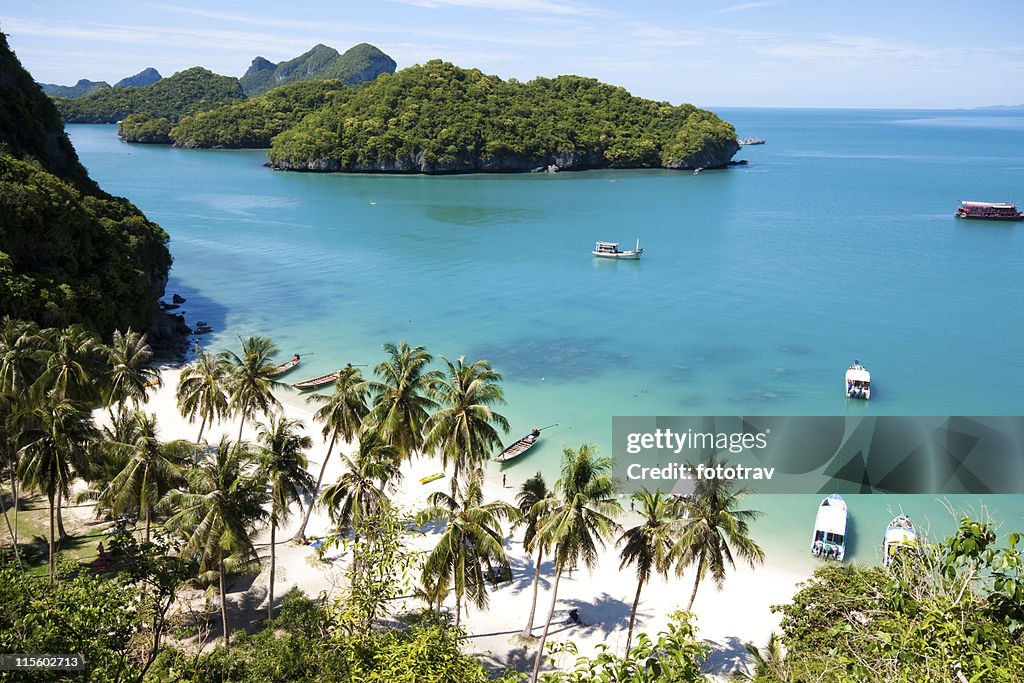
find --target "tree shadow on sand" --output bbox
[702,635,753,677]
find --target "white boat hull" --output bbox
[592,250,643,259]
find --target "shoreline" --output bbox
[138,366,811,676]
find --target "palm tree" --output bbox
[0,318,45,549]
[176,348,230,444]
[318,429,400,538]
[164,437,267,645]
[516,472,553,638]
[530,444,621,683]
[99,411,190,542]
[417,473,519,628]
[423,356,509,492]
[674,455,765,611]
[738,633,790,682]
[366,342,441,460]
[296,364,369,541]
[32,325,106,404]
[17,397,98,583]
[105,328,160,410]
[256,416,313,622]
[618,489,683,654]
[219,336,283,443]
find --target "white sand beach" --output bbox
[135,366,812,678]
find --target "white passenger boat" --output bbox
[592,240,644,259]
[882,514,919,568]
[810,494,847,561]
[845,360,871,399]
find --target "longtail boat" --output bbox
[494,424,557,464]
[268,355,302,377]
[292,370,340,391]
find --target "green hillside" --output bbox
[267,60,739,173]
[240,43,396,96]
[0,32,171,335]
[55,67,245,123]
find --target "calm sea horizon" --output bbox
[68,106,1024,571]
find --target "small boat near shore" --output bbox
[593,240,644,259]
[292,370,340,391]
[495,428,542,463]
[882,514,919,568]
[495,424,557,463]
[846,360,871,399]
[738,137,766,145]
[268,354,301,377]
[955,200,1024,221]
[810,494,847,561]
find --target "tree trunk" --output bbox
[196,414,207,445]
[55,488,66,540]
[521,546,544,637]
[219,552,230,645]
[2,493,23,572]
[11,470,19,546]
[686,553,705,611]
[144,505,151,543]
[626,576,645,655]
[530,564,564,683]
[236,414,246,445]
[294,435,336,541]
[454,590,461,629]
[48,491,56,584]
[268,520,276,623]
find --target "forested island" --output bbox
[265,60,739,173]
[49,43,396,143]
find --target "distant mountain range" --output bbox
[240,43,395,96]
[974,104,1024,111]
[41,68,163,98]
[49,43,395,125]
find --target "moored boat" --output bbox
[593,240,644,259]
[846,360,871,399]
[882,514,919,568]
[292,370,340,391]
[810,494,847,561]
[268,354,301,377]
[495,428,541,463]
[955,200,1024,221]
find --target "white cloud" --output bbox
[384,0,606,16]
[711,1,782,15]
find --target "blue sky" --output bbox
[3,0,1022,108]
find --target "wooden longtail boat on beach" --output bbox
[292,370,340,391]
[494,424,557,463]
[268,355,301,377]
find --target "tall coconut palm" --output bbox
[219,336,283,443]
[32,325,106,404]
[417,473,519,628]
[100,411,190,542]
[176,349,230,444]
[164,437,267,645]
[516,472,554,638]
[296,364,369,541]
[256,416,313,622]
[0,318,45,550]
[674,455,765,611]
[17,397,98,583]
[618,489,683,654]
[366,342,441,460]
[530,444,621,683]
[423,356,509,492]
[318,429,400,537]
[105,328,160,411]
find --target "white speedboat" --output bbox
[845,360,871,399]
[810,494,848,561]
[882,514,919,568]
[593,240,644,259]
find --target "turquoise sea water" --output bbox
[68,108,1024,571]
